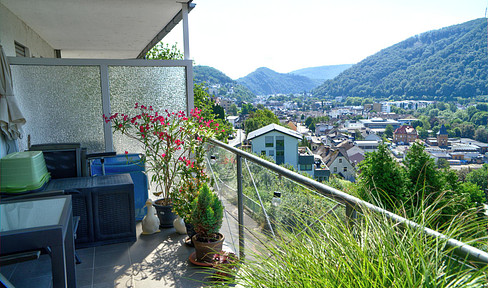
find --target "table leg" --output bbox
[65,215,77,287]
[50,244,67,288]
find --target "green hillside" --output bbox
[290,64,353,81]
[194,65,234,84]
[193,65,255,103]
[236,67,322,95]
[313,18,488,100]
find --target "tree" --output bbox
[228,104,238,116]
[385,124,394,138]
[403,143,482,226]
[244,108,280,135]
[146,42,183,60]
[354,129,364,140]
[465,164,488,192]
[145,42,233,140]
[474,126,488,142]
[305,117,313,129]
[357,144,408,211]
[212,103,225,120]
[404,142,441,200]
[241,103,255,116]
[459,122,476,138]
[437,158,450,169]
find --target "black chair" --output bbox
[29,143,116,178]
[29,143,86,178]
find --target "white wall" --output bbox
[0,3,55,158]
[0,3,55,57]
[329,156,355,182]
[251,131,299,169]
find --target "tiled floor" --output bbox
[0,222,230,288]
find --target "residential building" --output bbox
[248,124,301,168]
[354,140,381,153]
[344,120,363,130]
[373,103,384,113]
[310,136,322,151]
[323,148,356,182]
[287,120,298,131]
[298,146,330,181]
[218,98,234,112]
[393,125,418,144]
[346,146,366,166]
[315,123,334,136]
[226,115,240,128]
[364,133,382,141]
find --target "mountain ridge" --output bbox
[235,67,323,95]
[290,64,354,81]
[313,18,488,100]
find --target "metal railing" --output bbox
[208,138,488,267]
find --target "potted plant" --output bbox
[190,183,224,263]
[105,104,220,227]
[171,128,214,240]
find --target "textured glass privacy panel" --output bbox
[109,66,187,154]
[10,65,104,152]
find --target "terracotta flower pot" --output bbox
[192,233,225,263]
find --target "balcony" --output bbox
[1,9,487,284]
[2,137,488,287]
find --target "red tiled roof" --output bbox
[394,125,417,135]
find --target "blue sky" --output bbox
[165,0,488,79]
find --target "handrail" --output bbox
[208,138,488,267]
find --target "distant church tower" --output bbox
[437,124,448,147]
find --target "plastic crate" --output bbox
[90,154,148,221]
[0,151,51,193]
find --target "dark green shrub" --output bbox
[190,183,223,240]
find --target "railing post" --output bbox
[345,202,357,230]
[237,155,245,260]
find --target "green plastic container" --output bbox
[0,151,51,193]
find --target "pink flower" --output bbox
[162,153,166,158]
[125,151,128,155]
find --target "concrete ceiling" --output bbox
[0,0,191,58]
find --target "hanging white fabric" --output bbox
[0,45,26,140]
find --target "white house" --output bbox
[226,115,240,128]
[323,148,356,182]
[248,124,301,169]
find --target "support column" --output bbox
[182,2,190,60]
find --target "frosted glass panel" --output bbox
[109,66,187,154]
[11,65,104,152]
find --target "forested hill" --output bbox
[290,64,353,81]
[313,18,488,100]
[193,65,255,103]
[236,67,322,95]
[194,65,234,85]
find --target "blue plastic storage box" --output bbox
[90,154,148,220]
